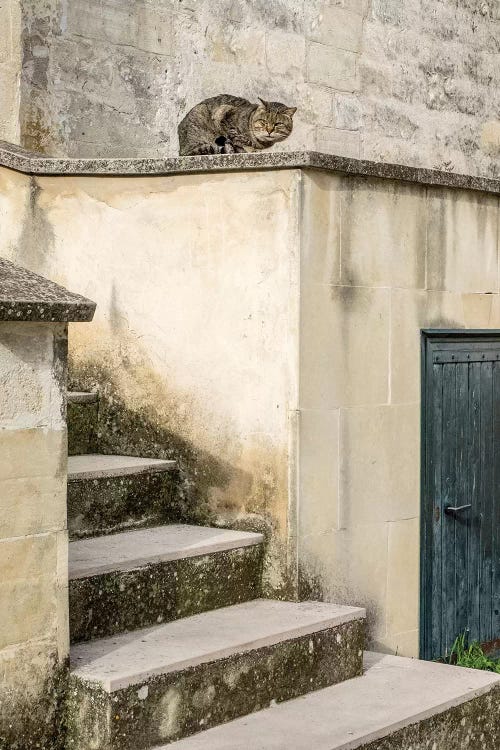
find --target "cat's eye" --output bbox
[255,119,266,126]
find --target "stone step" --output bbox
[67,454,183,539]
[67,390,99,455]
[162,652,500,750]
[69,524,264,643]
[68,391,99,404]
[67,600,365,750]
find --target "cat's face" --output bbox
[251,99,297,145]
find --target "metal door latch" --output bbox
[444,504,472,517]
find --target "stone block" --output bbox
[462,293,500,328]
[207,25,266,67]
[300,284,390,409]
[386,518,419,638]
[309,6,363,52]
[0,323,65,429]
[340,403,420,526]
[300,170,341,286]
[299,408,340,538]
[265,30,306,76]
[374,628,419,658]
[390,289,464,405]
[0,428,66,483]
[315,127,360,157]
[339,177,426,289]
[348,521,389,641]
[69,542,263,642]
[0,639,66,750]
[427,187,499,293]
[0,474,66,538]
[67,1,174,56]
[0,533,59,650]
[334,93,363,130]
[299,84,333,124]
[307,42,359,92]
[299,528,350,602]
[481,120,500,156]
[67,601,365,749]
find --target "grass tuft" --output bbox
[447,633,500,673]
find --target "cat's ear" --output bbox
[284,106,297,117]
[258,97,269,108]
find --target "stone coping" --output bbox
[0,257,96,322]
[0,140,499,195]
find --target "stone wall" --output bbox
[0,0,21,143]
[1,159,499,656]
[0,166,302,597]
[0,320,69,749]
[10,0,500,177]
[298,170,500,656]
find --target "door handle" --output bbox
[444,504,472,517]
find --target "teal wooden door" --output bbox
[421,332,500,661]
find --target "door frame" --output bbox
[420,329,500,659]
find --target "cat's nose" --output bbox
[266,125,274,134]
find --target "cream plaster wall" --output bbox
[0,320,69,746]
[3,169,302,595]
[299,169,500,656]
[2,163,499,655]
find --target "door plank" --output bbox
[479,362,494,644]
[455,362,469,640]
[468,361,482,644]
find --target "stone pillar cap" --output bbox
[0,257,96,322]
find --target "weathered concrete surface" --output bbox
[69,528,264,642]
[67,396,99,455]
[297,169,500,657]
[30,168,300,597]
[2,162,500,655]
[0,321,68,749]
[0,256,95,321]
[67,601,365,749]
[67,461,195,540]
[156,652,500,750]
[7,0,500,178]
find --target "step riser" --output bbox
[70,545,263,643]
[67,619,364,750]
[359,687,500,750]
[68,400,99,455]
[68,472,196,539]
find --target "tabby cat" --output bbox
[178,94,297,156]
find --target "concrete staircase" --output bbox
[65,390,365,749]
[65,390,500,750]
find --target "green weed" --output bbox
[446,633,500,673]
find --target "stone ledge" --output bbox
[0,258,96,322]
[1,140,500,195]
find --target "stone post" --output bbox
[0,258,95,749]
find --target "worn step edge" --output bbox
[70,599,365,692]
[67,391,99,404]
[69,524,264,579]
[158,652,500,750]
[68,454,177,482]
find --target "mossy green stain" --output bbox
[69,545,264,643]
[66,619,365,750]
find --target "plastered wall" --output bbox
[0,319,69,748]
[298,169,500,655]
[0,166,303,596]
[8,0,500,177]
[2,162,499,656]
